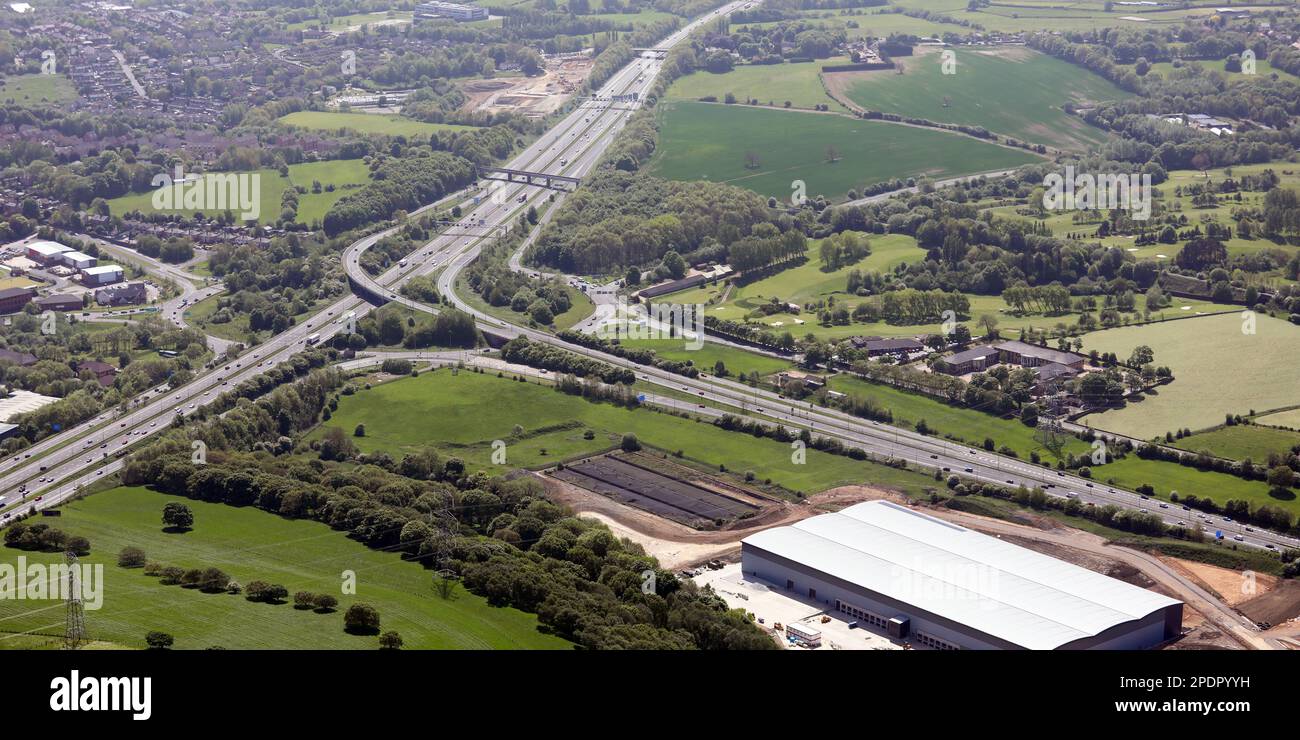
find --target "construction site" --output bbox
[460,52,594,118]
[548,450,774,530]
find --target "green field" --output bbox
[827,373,1091,463]
[1258,408,1300,431]
[1092,456,1295,516]
[286,11,412,31]
[0,73,78,106]
[105,159,371,226]
[1129,58,1300,85]
[657,231,1229,341]
[552,286,596,330]
[901,0,1228,33]
[617,338,794,378]
[1080,313,1300,440]
[279,111,477,138]
[666,58,848,110]
[842,46,1130,151]
[649,101,1040,202]
[0,487,568,650]
[1172,424,1300,462]
[316,368,937,495]
[982,162,1300,270]
[667,233,924,320]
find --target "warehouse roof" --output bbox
[27,241,72,256]
[743,501,1180,650]
[81,265,123,276]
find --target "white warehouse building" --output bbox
[414,1,488,21]
[80,264,124,286]
[742,501,1183,650]
[60,250,97,270]
[26,240,72,265]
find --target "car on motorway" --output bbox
[1233,535,1245,541]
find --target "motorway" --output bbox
[0,3,747,516]
[6,0,1298,563]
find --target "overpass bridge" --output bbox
[478,166,581,192]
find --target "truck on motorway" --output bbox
[305,333,320,345]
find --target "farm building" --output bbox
[851,336,925,357]
[26,241,72,265]
[992,340,1085,370]
[937,345,1000,374]
[741,501,1182,650]
[80,264,124,286]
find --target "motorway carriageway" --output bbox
[8,0,1296,557]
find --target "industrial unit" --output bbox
[59,250,97,270]
[80,264,124,286]
[414,1,488,21]
[25,240,72,265]
[742,501,1183,650]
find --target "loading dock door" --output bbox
[888,616,910,639]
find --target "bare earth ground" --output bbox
[1165,559,1276,608]
[460,57,593,118]
[1239,580,1300,628]
[537,476,899,569]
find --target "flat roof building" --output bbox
[26,241,72,265]
[0,388,60,422]
[415,1,488,21]
[60,250,97,270]
[742,501,1182,650]
[80,264,124,286]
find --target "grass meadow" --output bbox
[315,368,938,496]
[0,487,567,650]
[649,101,1040,202]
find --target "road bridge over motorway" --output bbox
[479,166,580,191]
